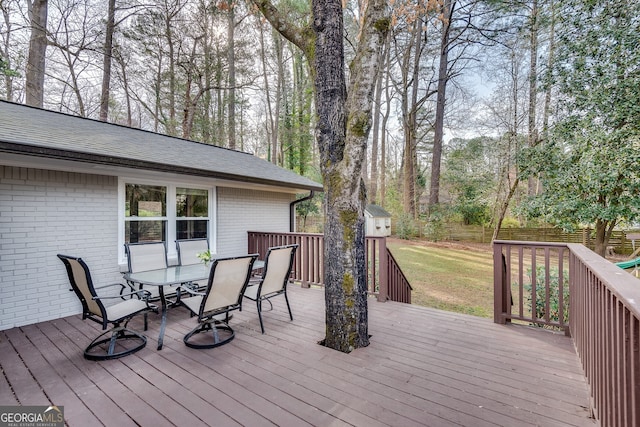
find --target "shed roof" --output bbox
[365,204,392,217]
[0,101,323,192]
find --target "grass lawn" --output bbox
[386,238,494,318]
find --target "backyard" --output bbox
[386,238,495,318]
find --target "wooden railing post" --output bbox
[301,234,310,288]
[378,237,388,302]
[493,242,507,324]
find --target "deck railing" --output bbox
[494,240,640,427]
[247,231,411,303]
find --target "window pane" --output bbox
[176,220,208,240]
[126,184,166,217]
[176,188,208,217]
[126,220,167,243]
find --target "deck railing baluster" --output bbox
[248,231,411,303]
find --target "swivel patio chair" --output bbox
[182,254,257,349]
[243,244,298,334]
[57,254,157,360]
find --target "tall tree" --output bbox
[400,17,422,218]
[0,0,20,101]
[252,0,389,352]
[526,0,539,196]
[368,31,389,204]
[25,0,48,107]
[99,0,116,121]
[428,0,452,211]
[520,0,640,256]
[487,24,529,241]
[226,0,237,149]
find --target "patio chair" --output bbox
[176,238,209,292]
[57,254,157,360]
[243,244,298,334]
[176,238,209,266]
[124,242,171,301]
[182,254,258,349]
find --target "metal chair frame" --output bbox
[57,254,156,360]
[182,254,258,349]
[243,244,298,334]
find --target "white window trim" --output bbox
[118,177,217,267]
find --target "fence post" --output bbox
[377,237,388,302]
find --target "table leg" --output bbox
[157,285,168,350]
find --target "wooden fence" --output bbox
[300,216,640,255]
[428,224,640,255]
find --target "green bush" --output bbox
[423,209,448,242]
[501,216,521,228]
[523,266,569,325]
[395,213,417,239]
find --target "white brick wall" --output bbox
[216,187,293,257]
[0,166,120,330]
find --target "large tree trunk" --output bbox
[2,6,15,101]
[99,0,116,122]
[370,63,382,204]
[315,0,388,353]
[527,0,539,196]
[402,19,422,218]
[273,32,283,163]
[164,9,177,136]
[594,218,615,258]
[25,0,48,108]
[380,42,391,208]
[429,0,453,211]
[258,24,275,161]
[253,0,388,353]
[227,2,236,149]
[115,50,132,126]
[542,0,555,139]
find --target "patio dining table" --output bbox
[124,260,264,350]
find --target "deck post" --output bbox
[493,242,508,324]
[377,237,388,302]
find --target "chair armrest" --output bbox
[94,282,128,292]
[181,286,206,297]
[93,288,152,301]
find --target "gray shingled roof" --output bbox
[366,204,391,217]
[0,101,323,192]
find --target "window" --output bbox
[120,180,214,262]
[125,184,167,243]
[176,187,208,240]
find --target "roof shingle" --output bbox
[0,101,323,192]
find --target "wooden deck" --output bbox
[0,285,596,426]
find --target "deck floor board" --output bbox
[0,285,596,426]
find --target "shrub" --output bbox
[423,210,447,242]
[395,213,417,239]
[523,266,569,325]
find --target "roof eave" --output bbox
[0,142,324,193]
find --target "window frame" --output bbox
[118,177,216,266]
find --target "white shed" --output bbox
[365,204,392,237]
